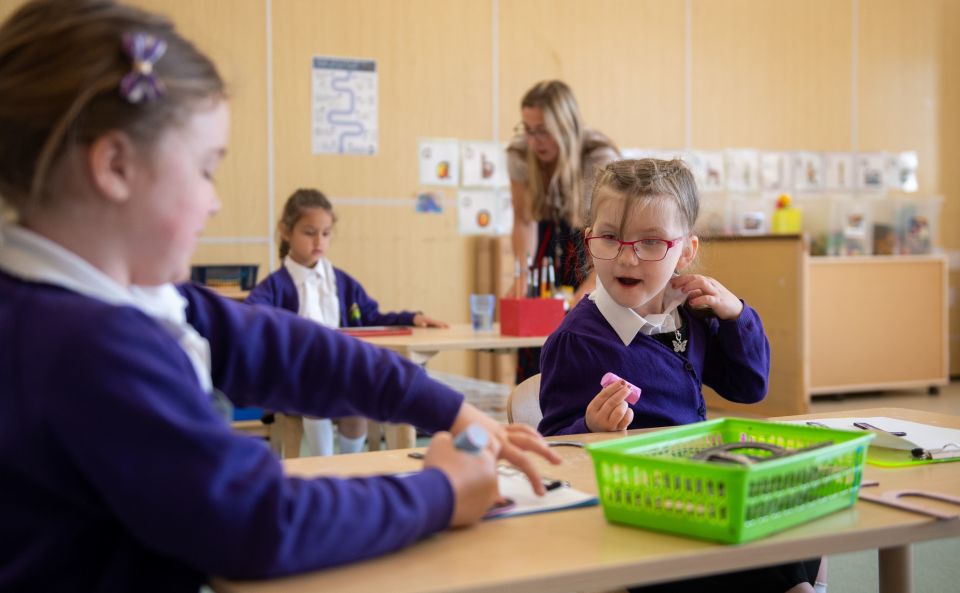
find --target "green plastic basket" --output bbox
[586,418,873,544]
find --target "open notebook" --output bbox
[483,465,597,520]
[782,416,960,467]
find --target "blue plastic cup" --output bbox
[469,294,495,331]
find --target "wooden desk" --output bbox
[273,324,549,453]
[360,323,547,449]
[358,323,547,366]
[213,407,960,593]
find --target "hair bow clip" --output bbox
[119,32,167,104]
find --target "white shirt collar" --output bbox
[0,223,213,392]
[283,255,327,285]
[589,278,688,346]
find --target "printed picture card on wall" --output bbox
[418,139,460,187]
[856,153,887,192]
[724,149,760,193]
[687,151,726,193]
[792,152,825,193]
[461,141,508,188]
[760,151,793,192]
[494,189,513,235]
[458,190,499,235]
[825,153,855,192]
[886,151,918,193]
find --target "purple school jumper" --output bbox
[538,297,770,436]
[246,265,416,326]
[0,271,461,592]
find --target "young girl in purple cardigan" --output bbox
[538,159,822,593]
[247,189,446,456]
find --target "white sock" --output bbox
[301,418,334,456]
[338,433,366,454]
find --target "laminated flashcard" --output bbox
[495,189,514,235]
[724,149,760,193]
[825,153,855,191]
[418,139,460,187]
[461,141,508,188]
[856,153,887,192]
[886,151,918,193]
[759,152,792,192]
[689,151,726,193]
[311,56,378,155]
[792,152,825,193]
[457,190,498,235]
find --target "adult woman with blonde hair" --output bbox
[507,80,619,382]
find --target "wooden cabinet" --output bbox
[699,235,949,416]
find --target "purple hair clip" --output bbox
[119,32,167,104]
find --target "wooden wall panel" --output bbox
[498,0,686,150]
[691,0,852,150]
[134,0,269,240]
[858,0,940,193]
[271,0,493,375]
[941,0,960,376]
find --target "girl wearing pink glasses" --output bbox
[538,158,768,436]
[537,159,822,593]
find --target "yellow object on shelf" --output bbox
[772,193,803,234]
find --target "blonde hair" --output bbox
[516,80,619,228]
[588,159,700,236]
[277,189,336,260]
[0,0,224,216]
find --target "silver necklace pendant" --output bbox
[672,329,687,353]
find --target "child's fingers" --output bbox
[597,384,632,414]
[614,408,634,431]
[503,424,562,464]
[498,445,548,496]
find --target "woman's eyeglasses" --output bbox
[513,122,552,141]
[585,236,684,262]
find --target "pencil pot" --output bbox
[586,418,873,544]
[499,298,565,337]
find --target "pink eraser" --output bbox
[600,372,641,404]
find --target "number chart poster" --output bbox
[311,56,378,155]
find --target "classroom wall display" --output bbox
[724,149,760,193]
[311,56,378,155]
[760,152,793,192]
[687,151,726,193]
[495,189,514,235]
[457,190,500,235]
[825,153,855,191]
[792,152,825,193]
[418,139,461,186]
[887,151,919,192]
[856,153,887,192]
[461,141,509,188]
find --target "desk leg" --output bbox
[878,545,913,593]
[367,421,385,452]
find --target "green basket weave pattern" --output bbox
[586,418,873,543]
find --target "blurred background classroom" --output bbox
[3,1,954,590]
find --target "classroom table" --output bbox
[213,407,960,593]
[356,323,548,449]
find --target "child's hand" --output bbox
[671,274,744,320]
[412,313,449,328]
[585,380,635,433]
[423,431,499,527]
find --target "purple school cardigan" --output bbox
[0,271,462,592]
[245,265,416,326]
[538,297,770,436]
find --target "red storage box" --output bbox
[500,298,565,336]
